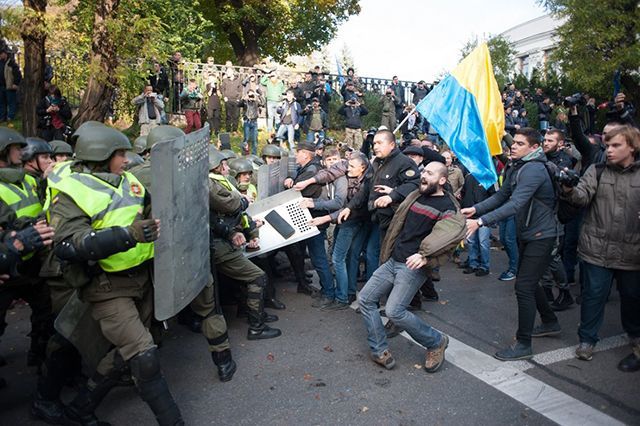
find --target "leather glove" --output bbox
[128,219,160,243]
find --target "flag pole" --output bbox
[392,105,418,134]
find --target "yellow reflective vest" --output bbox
[0,173,43,219]
[44,161,72,218]
[49,170,154,272]
[209,172,250,230]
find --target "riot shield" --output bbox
[244,189,319,258]
[54,291,111,370]
[257,156,297,199]
[152,124,211,321]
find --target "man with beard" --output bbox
[358,161,466,372]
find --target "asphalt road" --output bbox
[1,247,638,425]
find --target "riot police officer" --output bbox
[49,139,74,163]
[209,148,281,340]
[48,125,183,425]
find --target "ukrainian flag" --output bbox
[416,43,504,188]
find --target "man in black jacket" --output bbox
[366,130,419,279]
[463,128,560,361]
[0,47,21,122]
[338,99,368,150]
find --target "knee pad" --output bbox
[129,347,160,382]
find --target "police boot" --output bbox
[211,349,237,382]
[129,348,184,426]
[177,306,202,333]
[65,373,118,426]
[247,311,281,340]
[264,280,286,310]
[543,287,555,303]
[31,393,66,424]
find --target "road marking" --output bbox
[526,334,628,368]
[355,306,624,426]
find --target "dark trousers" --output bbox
[0,87,17,121]
[515,237,558,345]
[225,101,240,132]
[578,261,640,345]
[562,209,584,283]
[207,109,221,134]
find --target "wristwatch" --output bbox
[477,218,484,227]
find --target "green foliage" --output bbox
[539,0,640,102]
[461,34,516,90]
[0,6,24,41]
[198,0,360,65]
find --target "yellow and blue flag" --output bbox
[416,43,504,188]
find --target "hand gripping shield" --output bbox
[151,124,211,320]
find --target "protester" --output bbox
[338,99,368,150]
[180,79,203,134]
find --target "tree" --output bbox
[539,0,640,102]
[461,34,516,90]
[21,0,47,137]
[199,0,360,66]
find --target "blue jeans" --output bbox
[332,221,363,303]
[305,229,335,299]
[348,222,369,296]
[539,120,549,131]
[359,259,443,356]
[243,119,258,155]
[306,130,325,143]
[467,226,491,270]
[578,261,640,345]
[276,123,295,150]
[499,216,518,273]
[365,222,381,280]
[0,87,17,121]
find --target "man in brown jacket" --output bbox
[358,161,466,373]
[560,124,640,372]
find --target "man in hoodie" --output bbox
[463,127,561,361]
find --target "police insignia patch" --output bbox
[130,183,142,196]
[406,170,416,177]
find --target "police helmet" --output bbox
[228,158,253,177]
[75,126,132,162]
[209,146,226,171]
[133,135,148,155]
[260,144,281,159]
[21,137,53,162]
[146,125,185,151]
[247,154,264,167]
[125,151,145,169]
[0,126,26,152]
[220,149,237,160]
[71,121,106,144]
[49,140,74,156]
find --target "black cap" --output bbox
[311,97,319,103]
[296,142,317,152]
[403,146,424,157]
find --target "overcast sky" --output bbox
[327,0,547,82]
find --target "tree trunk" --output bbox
[20,0,47,137]
[73,0,120,127]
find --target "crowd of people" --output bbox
[0,44,637,425]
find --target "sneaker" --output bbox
[575,342,594,361]
[311,296,333,309]
[463,267,477,274]
[494,342,533,361]
[617,343,640,372]
[424,334,449,373]
[475,268,490,277]
[321,301,349,311]
[431,270,441,282]
[498,271,516,281]
[371,350,396,370]
[531,322,561,337]
[550,290,575,311]
[384,320,403,338]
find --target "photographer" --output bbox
[275,90,302,151]
[220,68,243,132]
[36,85,73,141]
[132,85,164,136]
[239,90,263,155]
[179,79,204,134]
[462,128,560,361]
[559,125,639,372]
[301,98,327,143]
[381,89,397,130]
[537,96,553,131]
[338,99,368,150]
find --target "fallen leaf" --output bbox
[360,406,369,413]
[267,352,275,361]
[414,364,422,369]
[303,373,313,381]
[314,394,320,400]
[323,345,334,352]
[438,300,449,305]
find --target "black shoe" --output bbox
[431,270,441,282]
[247,325,282,340]
[475,268,490,277]
[265,298,286,310]
[463,267,477,274]
[458,261,469,269]
[297,284,313,295]
[262,312,279,323]
[617,349,640,373]
[0,355,6,367]
[211,350,237,382]
[531,322,561,337]
[494,342,533,361]
[384,321,403,338]
[348,294,357,304]
[422,294,439,302]
[31,396,66,424]
[550,290,574,311]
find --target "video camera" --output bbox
[562,93,586,108]
[555,168,580,188]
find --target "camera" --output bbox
[347,99,357,105]
[555,168,580,187]
[562,93,585,108]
